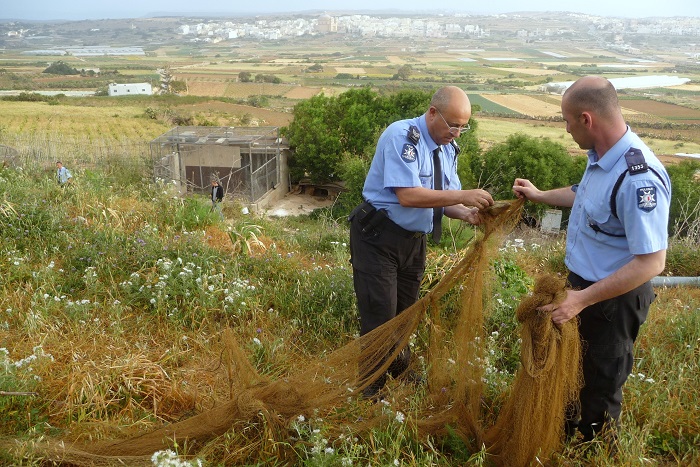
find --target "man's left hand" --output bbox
[538,289,587,325]
[464,207,482,225]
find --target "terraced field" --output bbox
[480,94,562,118]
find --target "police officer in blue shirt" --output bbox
[350,86,494,399]
[513,76,671,445]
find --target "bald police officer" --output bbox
[513,76,671,445]
[350,86,494,399]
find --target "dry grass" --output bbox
[482,94,562,118]
[0,101,169,141]
[334,67,367,74]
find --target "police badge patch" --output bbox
[637,186,657,212]
[401,143,417,163]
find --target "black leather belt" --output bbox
[382,217,425,239]
[351,201,424,239]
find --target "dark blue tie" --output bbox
[432,147,443,243]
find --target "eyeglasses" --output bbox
[435,108,470,136]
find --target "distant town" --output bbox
[173,13,700,42]
[3,11,699,67]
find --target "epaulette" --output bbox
[407,125,420,145]
[624,147,648,174]
[450,140,461,156]
[610,147,667,219]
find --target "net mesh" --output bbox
[15,199,582,466]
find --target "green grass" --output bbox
[0,152,698,466]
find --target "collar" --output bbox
[417,114,440,153]
[587,126,633,172]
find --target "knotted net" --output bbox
[18,199,582,466]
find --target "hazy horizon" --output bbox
[2,0,699,21]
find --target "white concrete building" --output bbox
[108,83,153,96]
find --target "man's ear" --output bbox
[580,111,593,128]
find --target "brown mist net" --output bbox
[20,199,582,466]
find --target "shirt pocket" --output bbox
[419,171,433,188]
[583,198,625,237]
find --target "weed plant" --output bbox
[0,162,698,466]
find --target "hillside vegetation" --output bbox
[0,153,698,466]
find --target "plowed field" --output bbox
[620,99,700,122]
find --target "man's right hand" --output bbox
[513,178,538,201]
[461,189,493,210]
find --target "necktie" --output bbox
[432,147,443,243]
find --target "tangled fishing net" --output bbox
[15,199,582,466]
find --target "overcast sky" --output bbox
[2,0,699,21]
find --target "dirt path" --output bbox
[262,193,335,217]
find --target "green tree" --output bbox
[254,73,281,84]
[239,71,252,82]
[170,80,187,94]
[334,87,387,158]
[392,64,413,81]
[282,94,343,183]
[283,87,482,193]
[470,133,585,204]
[42,61,79,75]
[247,95,269,108]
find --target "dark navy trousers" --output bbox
[349,213,426,388]
[567,272,655,441]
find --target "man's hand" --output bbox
[464,207,482,225]
[444,205,482,225]
[538,289,588,325]
[512,178,539,201]
[461,189,493,210]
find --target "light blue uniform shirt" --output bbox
[565,128,671,282]
[362,114,462,233]
[57,166,72,184]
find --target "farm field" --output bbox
[620,99,700,122]
[480,93,562,118]
[477,116,700,156]
[1,98,698,160]
[0,100,169,141]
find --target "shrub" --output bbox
[42,61,79,75]
[666,160,700,239]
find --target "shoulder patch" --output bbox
[400,143,417,163]
[407,125,420,145]
[637,186,657,212]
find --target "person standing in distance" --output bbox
[56,161,72,186]
[512,76,671,444]
[210,179,224,220]
[349,86,494,399]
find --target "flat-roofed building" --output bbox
[108,83,152,96]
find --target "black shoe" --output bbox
[361,380,385,402]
